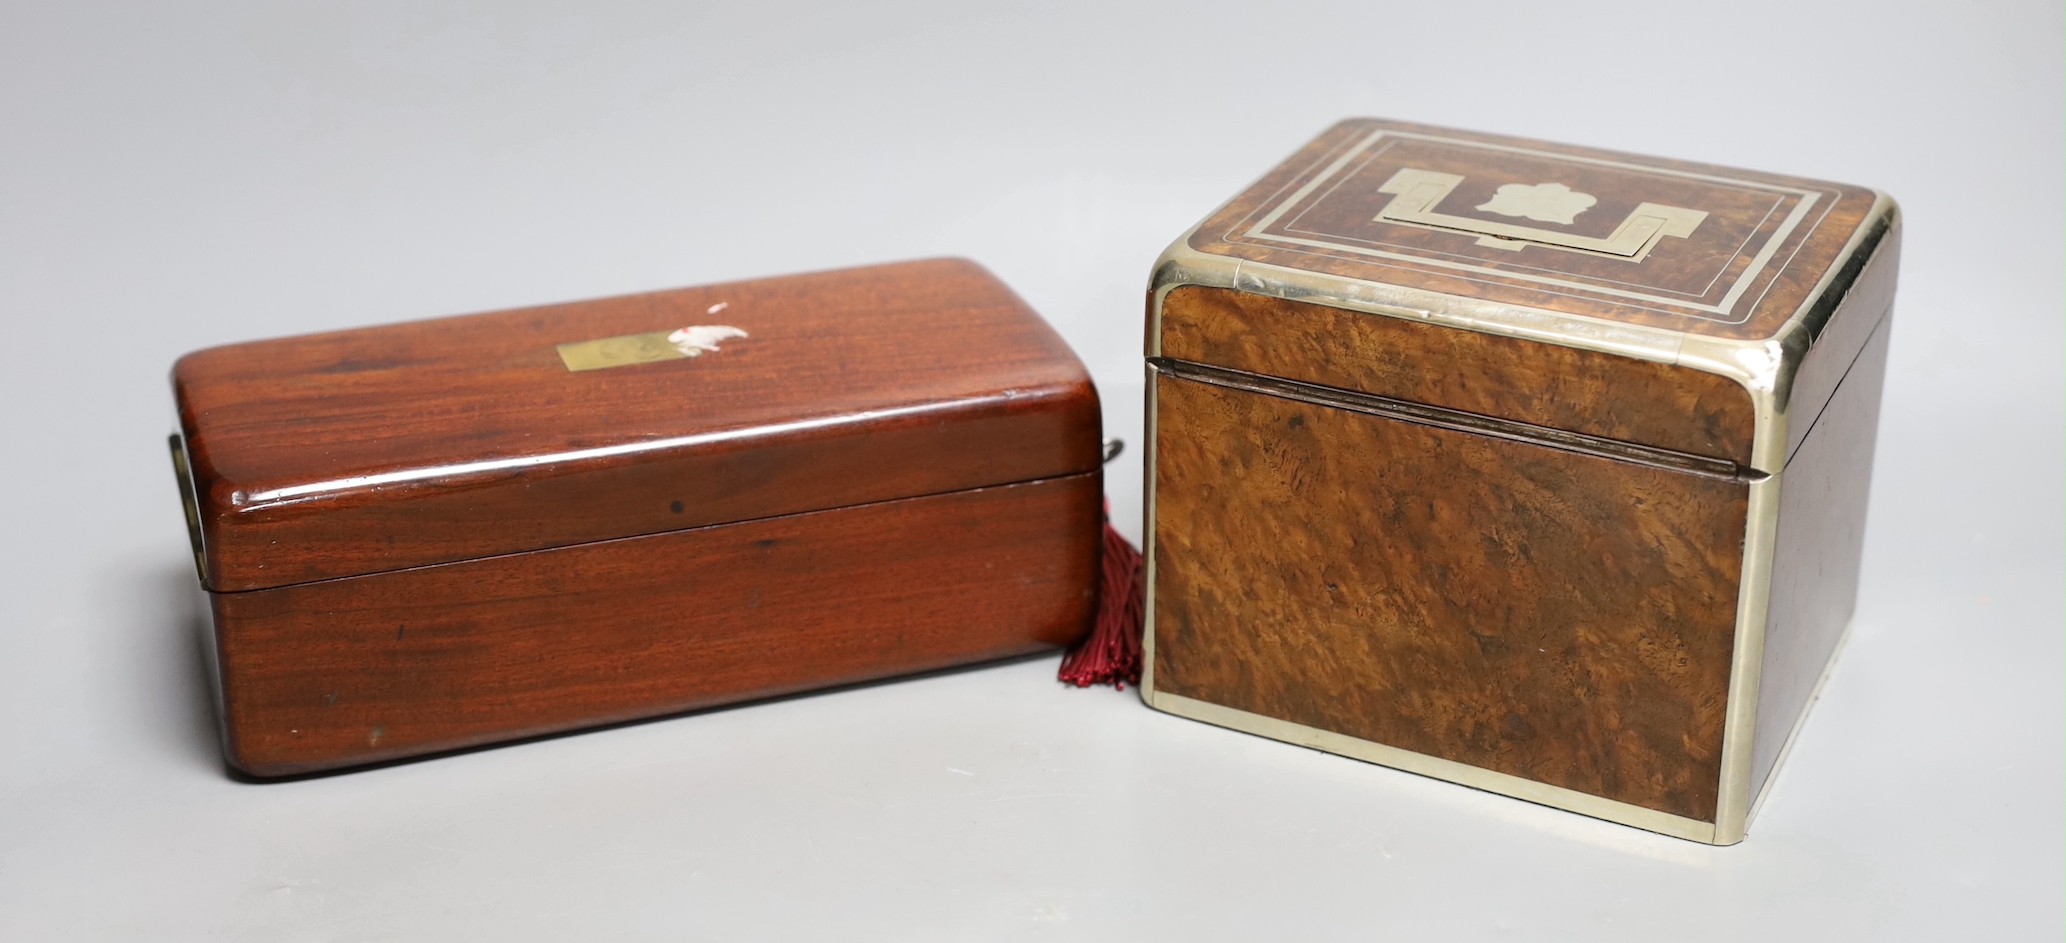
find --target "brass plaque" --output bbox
[556,325,747,372]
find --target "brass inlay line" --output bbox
[1150,358,1759,482]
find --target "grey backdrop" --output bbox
[2,1,2059,940]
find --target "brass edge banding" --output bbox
[1709,196,1897,845]
[1146,690,1720,844]
[1735,196,1900,470]
[1778,194,1901,359]
[1710,473,1778,845]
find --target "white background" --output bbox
[1,2,2058,940]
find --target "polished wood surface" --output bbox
[1186,118,1880,341]
[211,474,1100,777]
[1158,286,1757,464]
[175,258,1101,591]
[1150,373,1747,821]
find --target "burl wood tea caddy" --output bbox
[171,259,1105,776]
[1141,118,1898,843]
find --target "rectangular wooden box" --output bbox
[1141,119,1899,843]
[171,258,1103,777]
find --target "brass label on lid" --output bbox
[557,325,748,372]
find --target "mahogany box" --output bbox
[1140,118,1898,843]
[170,258,1103,777]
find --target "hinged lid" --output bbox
[1150,118,1898,472]
[174,258,1101,592]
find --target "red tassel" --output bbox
[1059,504,1145,689]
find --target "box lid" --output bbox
[174,258,1101,592]
[1151,118,1898,472]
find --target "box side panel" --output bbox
[208,473,1099,776]
[1158,287,1756,464]
[1749,317,1893,809]
[1148,372,1747,823]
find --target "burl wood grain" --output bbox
[1151,374,1747,821]
[174,258,1100,591]
[211,473,1099,776]
[1158,286,1757,464]
[1187,118,1881,342]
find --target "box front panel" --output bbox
[1149,373,1748,822]
[208,474,1099,776]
